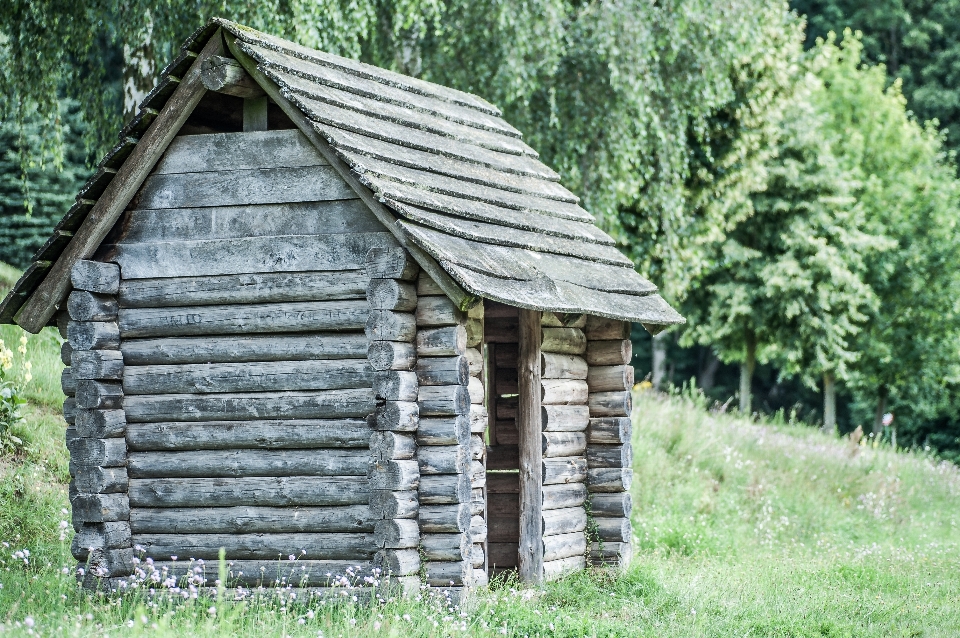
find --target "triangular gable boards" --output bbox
[1,20,683,593]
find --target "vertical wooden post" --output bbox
[243,96,268,132]
[517,308,543,584]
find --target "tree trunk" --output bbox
[123,13,156,122]
[739,330,756,415]
[651,332,667,391]
[697,348,720,393]
[822,372,836,434]
[872,385,888,436]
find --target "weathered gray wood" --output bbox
[367,279,417,312]
[541,327,586,355]
[373,370,419,401]
[517,308,543,584]
[587,417,631,444]
[468,376,484,404]
[60,340,73,365]
[543,432,587,457]
[418,445,469,475]
[369,459,419,491]
[71,260,120,295]
[494,423,519,445]
[416,415,470,446]
[487,444,519,470]
[471,460,485,488]
[75,466,128,494]
[586,467,632,493]
[543,456,587,485]
[14,32,226,333]
[543,555,585,581]
[367,341,416,371]
[68,291,117,322]
[370,431,416,461]
[109,232,398,279]
[72,493,130,524]
[375,401,419,432]
[587,365,634,392]
[417,275,445,296]
[61,368,76,396]
[591,492,632,518]
[586,443,632,469]
[68,321,119,351]
[585,316,631,340]
[471,544,485,570]
[76,409,126,439]
[418,385,470,416]
[76,381,123,410]
[471,434,484,460]
[542,312,586,328]
[370,490,419,519]
[150,559,377,587]
[63,397,77,424]
[419,473,471,504]
[486,492,517,517]
[243,95,267,131]
[423,560,471,586]
[589,541,631,567]
[421,533,470,561]
[586,339,632,366]
[542,483,588,510]
[542,379,589,405]
[71,350,123,380]
[134,532,375,561]
[366,309,417,342]
[543,532,587,562]
[365,247,419,281]
[465,347,483,377]
[375,548,420,576]
[416,355,469,386]
[374,519,420,549]
[121,333,368,365]
[470,404,488,433]
[418,504,471,533]
[467,317,482,350]
[541,353,588,380]
[157,130,330,174]
[487,472,520,493]
[129,505,374,534]
[128,448,370,478]
[416,325,467,356]
[71,522,131,561]
[68,437,127,467]
[82,547,134,579]
[588,391,632,417]
[542,405,590,432]
[496,396,518,420]
[416,296,464,327]
[470,515,487,543]
[123,388,375,423]
[200,55,265,98]
[128,476,368,507]
[594,517,631,542]
[124,359,373,395]
[118,270,368,308]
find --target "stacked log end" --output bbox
[367,248,422,595]
[415,272,481,592]
[585,316,634,569]
[65,260,134,587]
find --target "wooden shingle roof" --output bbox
[0,19,684,332]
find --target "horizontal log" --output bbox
[487,515,519,542]
[129,505,375,534]
[416,296,464,327]
[416,415,469,446]
[370,490,419,520]
[594,517,631,542]
[584,316,630,340]
[63,398,77,424]
[119,300,370,338]
[470,404,488,433]
[61,368,76,396]
[586,443,633,469]
[133,533,376,561]
[366,247,419,281]
[543,507,587,536]
[487,492,518,517]
[126,418,371,451]
[154,130,326,175]
[373,370,418,402]
[465,318,482,348]
[76,409,126,438]
[543,555,584,581]
[368,459,419,491]
[470,544,485,570]
[487,542,518,567]
[370,431,416,461]
[494,422,518,445]
[424,560,471,587]
[542,405,590,432]
[70,436,126,467]
[416,325,467,356]
[590,492,632,518]
[418,445,469,475]
[419,503,471,533]
[483,317,517,343]
[417,274,445,296]
[68,321,119,351]
[71,260,120,295]
[589,541,632,567]
[543,432,587,457]
[72,350,124,380]
[468,376,484,404]
[128,476,368,507]
[151,559,377,587]
[543,531,586,562]
[71,522,131,561]
[471,435,484,460]
[543,457,587,485]
[541,353,587,380]
[586,340,632,366]
[75,466,128,494]
[421,533,470,561]
[367,279,417,311]
[471,461,485,488]
[61,340,73,365]
[416,355,469,386]
[375,519,420,549]
[200,55,265,98]
[127,448,371,478]
[541,327,586,355]
[587,417,631,444]
[543,482,588,510]
[587,365,634,392]
[118,270,369,308]
[419,385,470,416]
[494,366,518,394]
[587,468,632,493]
[494,343,518,367]
[465,347,483,376]
[542,379,589,405]
[123,388,375,422]
[588,391,632,417]
[83,547,134,579]
[541,312,586,328]
[487,445,518,470]
[72,493,129,524]
[375,401,419,432]
[375,548,420,576]
[419,473,471,504]
[366,309,416,342]
[367,341,416,371]
[121,333,368,365]
[68,291,118,322]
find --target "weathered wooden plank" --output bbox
[465,347,483,377]
[418,445,469,475]
[370,431,416,461]
[588,391,632,418]
[487,472,519,493]
[68,321,119,351]
[470,404,488,433]
[61,340,73,366]
[127,448,370,478]
[487,444,519,470]
[416,355,469,386]
[419,474,471,504]
[71,261,120,295]
[417,275,445,296]
[369,490,419,520]
[517,308,543,584]
[63,398,77,424]
[76,410,126,438]
[543,432,587,458]
[367,279,417,311]
[200,55,266,99]
[419,503,470,533]
[75,466,128,494]
[374,401,419,432]
[108,232,398,279]
[375,548,420,576]
[119,300,369,338]
[542,405,590,432]
[542,312,586,328]
[368,459,419,491]
[542,507,586,536]
[373,370,419,402]
[541,328,586,355]
[68,291,117,322]
[541,353,587,380]
[594,517,631,542]
[587,365,634,393]
[586,340,632,366]
[586,468,632,493]
[543,555,585,581]
[367,341,416,371]
[72,493,130,524]
[118,270,369,308]
[416,415,470,446]
[543,457,587,485]
[375,519,419,549]
[149,559,376,587]
[586,443,632,469]
[468,376,484,404]
[365,247,420,281]
[421,533,470,561]
[585,316,631,340]
[422,560,471,586]
[542,379,589,405]
[542,483,587,511]
[61,368,76,396]
[76,380,123,410]
[123,388,375,423]
[418,385,470,416]
[121,333,368,365]
[70,437,127,467]
[71,522,131,561]
[72,350,124,380]
[589,541,632,567]
[471,434,484,461]
[365,309,417,342]
[128,476,368,507]
[126,418,370,451]
[129,505,374,534]
[416,296,464,327]
[591,492,632,518]
[587,417,631,444]
[133,532,375,560]
[543,532,586,562]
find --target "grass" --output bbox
[0,296,958,635]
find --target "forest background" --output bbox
[1,0,959,458]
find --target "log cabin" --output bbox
[0,18,683,594]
